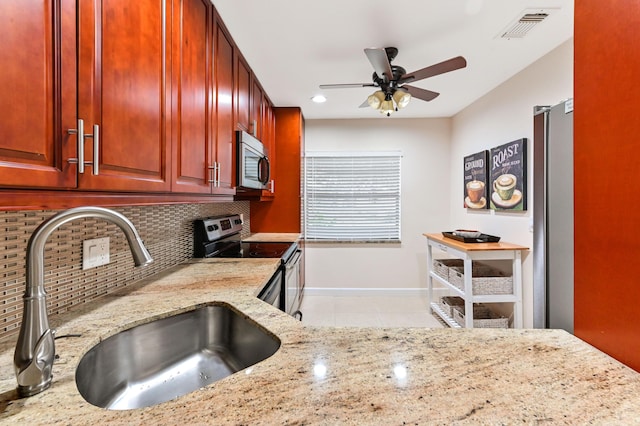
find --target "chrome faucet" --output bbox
[14,206,153,397]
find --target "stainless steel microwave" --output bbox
[236,130,270,190]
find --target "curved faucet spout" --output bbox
[14,207,153,397]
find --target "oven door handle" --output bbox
[286,249,302,270]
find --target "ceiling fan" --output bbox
[319,47,467,116]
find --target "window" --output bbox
[304,151,401,242]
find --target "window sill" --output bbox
[304,239,401,245]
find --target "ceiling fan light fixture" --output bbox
[380,99,395,116]
[367,91,385,109]
[393,89,411,109]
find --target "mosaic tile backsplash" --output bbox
[0,202,250,342]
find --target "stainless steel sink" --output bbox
[75,303,280,410]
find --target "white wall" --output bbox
[305,118,452,292]
[450,39,574,326]
[303,39,573,324]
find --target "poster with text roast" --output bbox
[463,150,489,209]
[490,138,527,211]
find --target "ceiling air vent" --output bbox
[499,9,555,39]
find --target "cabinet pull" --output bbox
[67,120,99,175]
[67,119,85,173]
[87,124,99,176]
[208,163,217,184]
[438,244,448,252]
[216,162,221,187]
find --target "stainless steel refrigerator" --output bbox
[533,99,574,333]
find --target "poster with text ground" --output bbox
[463,150,489,209]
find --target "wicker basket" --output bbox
[439,296,465,317]
[452,305,510,328]
[449,265,513,295]
[433,259,463,281]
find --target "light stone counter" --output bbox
[1,258,640,425]
[243,232,301,243]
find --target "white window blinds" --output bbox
[304,152,401,242]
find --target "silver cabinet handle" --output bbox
[208,163,217,184]
[216,162,221,187]
[90,124,99,175]
[67,120,99,175]
[67,119,85,173]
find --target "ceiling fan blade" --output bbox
[399,56,467,84]
[359,99,370,108]
[364,48,394,82]
[319,83,376,89]
[403,85,440,102]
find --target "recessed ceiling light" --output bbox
[311,94,327,103]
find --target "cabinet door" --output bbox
[0,0,77,189]
[235,53,251,133]
[251,79,263,139]
[263,97,275,192]
[262,96,275,164]
[77,0,171,192]
[170,0,213,193]
[214,15,236,192]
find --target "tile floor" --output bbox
[299,294,445,328]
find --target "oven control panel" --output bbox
[195,214,243,242]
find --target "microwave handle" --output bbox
[258,156,271,185]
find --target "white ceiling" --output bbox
[211,0,573,120]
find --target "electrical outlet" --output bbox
[83,237,110,270]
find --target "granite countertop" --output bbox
[2,259,640,425]
[243,232,301,242]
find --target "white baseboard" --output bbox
[304,287,449,298]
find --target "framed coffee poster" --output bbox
[490,138,527,211]
[463,150,489,209]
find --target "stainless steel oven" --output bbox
[257,268,283,310]
[193,215,302,319]
[284,248,302,318]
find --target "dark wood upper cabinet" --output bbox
[76,0,171,192]
[251,79,264,139]
[233,36,278,200]
[213,12,237,192]
[235,53,252,133]
[262,95,275,161]
[171,0,214,194]
[0,0,77,189]
[0,0,172,193]
[0,1,278,207]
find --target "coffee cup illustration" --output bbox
[493,174,516,201]
[466,180,485,203]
